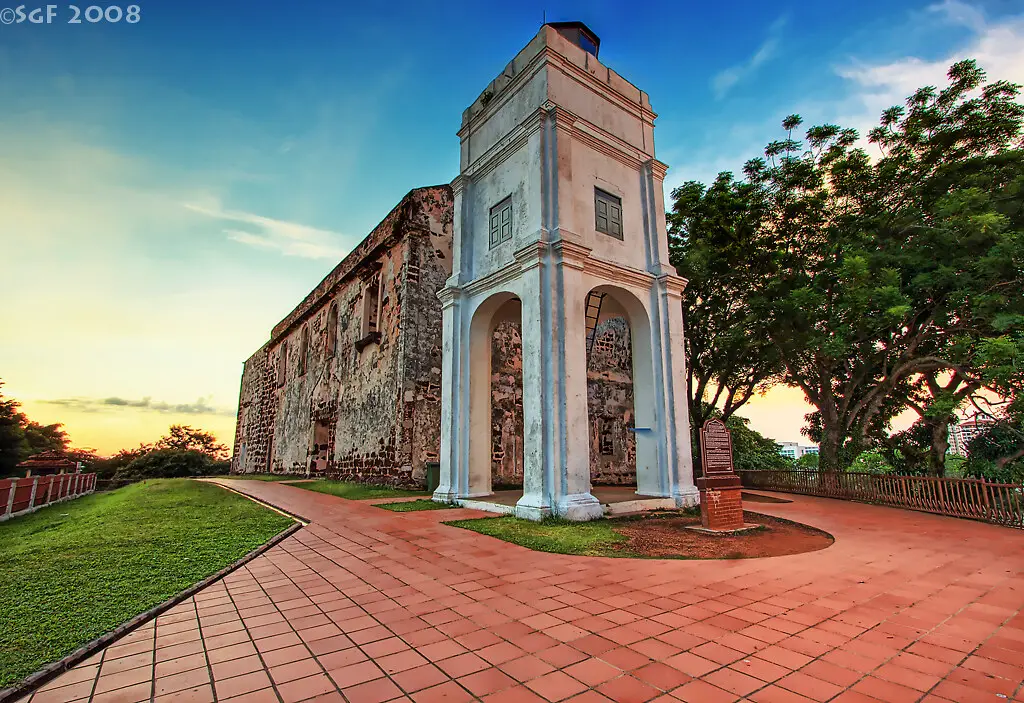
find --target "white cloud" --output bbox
[835,1,1024,139]
[672,2,1024,189]
[184,200,349,260]
[711,17,787,99]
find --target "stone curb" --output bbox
[0,507,304,703]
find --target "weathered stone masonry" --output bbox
[231,186,454,487]
[232,185,637,488]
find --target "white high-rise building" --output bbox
[948,415,995,456]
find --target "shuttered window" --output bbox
[489,197,513,248]
[595,188,623,239]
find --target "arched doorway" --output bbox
[582,285,661,496]
[466,292,523,500]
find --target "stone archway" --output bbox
[582,284,662,497]
[466,292,522,498]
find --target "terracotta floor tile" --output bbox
[153,667,211,697]
[391,663,449,693]
[668,678,738,703]
[213,670,273,699]
[526,670,589,701]
[498,655,557,683]
[457,667,517,696]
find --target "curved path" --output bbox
[26,479,1024,703]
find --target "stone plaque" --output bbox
[700,418,735,475]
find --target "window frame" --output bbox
[489,196,513,249]
[594,188,623,240]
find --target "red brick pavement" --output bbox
[26,479,1024,703]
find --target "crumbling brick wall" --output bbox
[586,317,636,484]
[231,186,453,488]
[491,320,524,486]
[231,343,277,474]
[396,188,454,485]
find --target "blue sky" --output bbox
[1,0,1022,453]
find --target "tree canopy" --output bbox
[671,60,1024,474]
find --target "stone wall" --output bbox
[586,317,636,484]
[489,316,635,486]
[231,186,453,487]
[231,343,276,474]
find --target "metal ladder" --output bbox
[584,291,606,356]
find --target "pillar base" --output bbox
[556,492,604,522]
[673,485,700,509]
[432,488,458,504]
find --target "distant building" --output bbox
[948,415,995,456]
[777,441,819,460]
[17,451,80,477]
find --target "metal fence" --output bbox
[0,473,98,522]
[738,469,1024,529]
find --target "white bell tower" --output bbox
[434,22,698,520]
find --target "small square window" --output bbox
[489,197,513,249]
[595,188,623,239]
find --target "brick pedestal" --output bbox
[696,474,744,531]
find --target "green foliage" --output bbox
[0,380,73,477]
[298,480,427,501]
[849,450,894,475]
[154,425,229,460]
[375,499,456,512]
[0,479,293,687]
[681,60,1023,472]
[794,453,819,469]
[116,448,229,480]
[723,415,792,472]
[962,413,1024,483]
[668,176,784,440]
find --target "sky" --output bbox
[1,0,1022,455]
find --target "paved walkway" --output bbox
[27,480,1024,703]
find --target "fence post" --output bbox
[6,478,17,518]
[27,477,38,512]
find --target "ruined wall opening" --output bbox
[583,285,659,495]
[467,292,523,500]
[308,419,332,476]
[585,291,635,486]
[490,317,524,491]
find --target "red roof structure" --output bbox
[16,451,79,476]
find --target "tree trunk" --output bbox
[818,424,844,473]
[928,420,950,477]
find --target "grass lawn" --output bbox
[375,499,457,512]
[0,479,294,688]
[297,480,427,501]
[445,515,631,556]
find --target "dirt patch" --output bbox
[742,492,793,504]
[612,511,832,559]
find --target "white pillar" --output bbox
[434,285,463,503]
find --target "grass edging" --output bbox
[0,492,304,703]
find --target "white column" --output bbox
[434,286,463,503]
[553,244,602,520]
[516,249,552,520]
[658,276,699,507]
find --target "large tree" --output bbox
[667,174,784,460]
[743,60,1023,471]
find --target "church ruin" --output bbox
[231,22,698,519]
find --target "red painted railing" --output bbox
[738,469,1024,529]
[0,473,97,522]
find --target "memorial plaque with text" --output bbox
[700,418,735,475]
